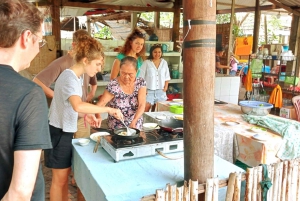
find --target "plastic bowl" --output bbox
[239,101,273,116]
[78,138,90,146]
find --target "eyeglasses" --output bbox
[120,71,136,78]
[32,33,47,48]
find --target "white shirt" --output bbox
[139,59,170,90]
[49,69,83,132]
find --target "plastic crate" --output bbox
[169,105,184,114]
[167,93,181,101]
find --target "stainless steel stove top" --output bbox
[101,130,184,162]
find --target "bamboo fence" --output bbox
[141,158,300,201]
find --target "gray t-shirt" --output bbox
[49,69,82,132]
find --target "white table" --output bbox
[143,111,237,163]
[72,139,244,201]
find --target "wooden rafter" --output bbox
[217,4,278,14]
[268,0,300,16]
[62,1,175,12]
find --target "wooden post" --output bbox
[182,0,215,198]
[287,15,300,74]
[172,0,180,51]
[51,0,61,51]
[227,0,235,61]
[154,12,160,29]
[252,0,261,54]
[264,15,268,44]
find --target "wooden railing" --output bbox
[141,158,300,201]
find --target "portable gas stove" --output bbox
[101,129,184,162]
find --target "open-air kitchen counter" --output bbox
[72,139,244,201]
[146,101,284,167]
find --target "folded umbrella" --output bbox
[268,84,282,108]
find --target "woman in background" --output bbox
[110,28,146,80]
[45,35,123,201]
[139,44,170,112]
[216,46,231,73]
[98,56,146,130]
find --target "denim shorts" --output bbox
[146,89,167,105]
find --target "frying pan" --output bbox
[158,119,183,132]
[113,127,140,139]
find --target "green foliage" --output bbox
[216,14,231,24]
[94,26,112,40]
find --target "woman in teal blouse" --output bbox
[110,28,146,80]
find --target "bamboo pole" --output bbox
[177,186,183,201]
[156,189,165,201]
[169,184,177,201]
[205,178,214,201]
[183,180,190,201]
[190,180,198,201]
[296,159,300,201]
[252,167,258,201]
[276,162,283,201]
[291,160,299,200]
[267,165,274,201]
[226,173,237,201]
[287,160,293,200]
[212,178,219,201]
[233,172,242,201]
[246,168,253,201]
[281,161,289,201]
[256,166,262,201]
[272,162,281,201]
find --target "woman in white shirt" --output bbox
[139,44,170,112]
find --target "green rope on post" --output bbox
[260,164,272,201]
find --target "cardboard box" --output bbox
[280,106,297,120]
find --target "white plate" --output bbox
[252,133,268,141]
[173,114,183,120]
[90,132,110,142]
[172,99,183,103]
[143,123,159,130]
[225,121,240,126]
[249,127,267,133]
[155,115,167,120]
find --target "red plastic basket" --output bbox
[167,93,181,101]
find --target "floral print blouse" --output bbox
[106,77,146,130]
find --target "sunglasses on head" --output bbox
[135,31,146,38]
[152,44,162,47]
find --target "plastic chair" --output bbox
[292,95,300,121]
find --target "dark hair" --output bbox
[119,28,146,60]
[0,0,44,48]
[73,35,104,63]
[147,44,163,60]
[216,46,225,53]
[120,56,137,71]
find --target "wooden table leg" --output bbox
[77,188,86,201]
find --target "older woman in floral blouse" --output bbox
[97,56,147,130]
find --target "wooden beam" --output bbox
[252,0,261,53]
[90,12,131,21]
[217,4,277,14]
[52,0,61,50]
[217,2,248,8]
[62,2,175,12]
[268,0,300,16]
